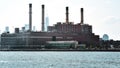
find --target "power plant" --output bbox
[0,3,100,50]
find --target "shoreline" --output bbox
[0,49,120,52]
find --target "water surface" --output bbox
[0,51,120,68]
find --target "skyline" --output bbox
[0,0,120,40]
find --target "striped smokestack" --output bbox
[81,8,84,24]
[42,4,45,31]
[66,6,69,24]
[29,3,32,32]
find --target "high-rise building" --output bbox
[25,24,29,31]
[5,26,9,33]
[22,27,25,32]
[45,16,49,31]
[33,26,36,31]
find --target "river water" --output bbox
[0,51,120,68]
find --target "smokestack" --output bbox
[29,3,32,32]
[81,8,84,24]
[42,4,45,31]
[66,7,69,24]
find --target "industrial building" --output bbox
[0,3,100,49]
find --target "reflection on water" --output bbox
[0,52,120,68]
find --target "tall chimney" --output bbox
[42,4,45,31]
[29,3,32,32]
[66,7,69,24]
[81,8,84,24]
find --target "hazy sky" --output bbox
[0,0,120,40]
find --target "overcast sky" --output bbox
[0,0,120,40]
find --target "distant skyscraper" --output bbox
[45,16,49,31]
[25,24,29,31]
[22,27,25,32]
[33,26,36,31]
[5,26,9,33]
